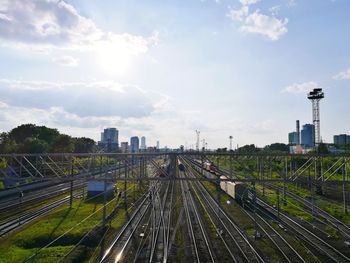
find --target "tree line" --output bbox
[0,124,96,154]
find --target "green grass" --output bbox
[0,181,147,263]
[216,157,350,225]
[0,196,108,262]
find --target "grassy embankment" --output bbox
[0,181,146,263]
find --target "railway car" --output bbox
[220,176,247,203]
[178,162,185,171]
[158,163,170,177]
[203,161,218,174]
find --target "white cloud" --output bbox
[227,1,288,41]
[0,0,101,48]
[52,55,79,67]
[227,6,249,21]
[333,68,350,80]
[240,11,288,41]
[282,81,322,94]
[0,0,158,69]
[269,5,281,16]
[240,0,260,6]
[0,79,168,118]
[287,0,297,8]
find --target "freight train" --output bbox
[203,161,218,174]
[192,159,249,203]
[219,175,248,203]
[157,160,170,177]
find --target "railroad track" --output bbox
[0,183,86,225]
[148,181,166,263]
[186,157,312,263]
[181,157,264,263]
[0,180,83,210]
[196,159,350,262]
[180,172,215,263]
[257,198,350,262]
[149,180,176,263]
[0,192,82,238]
[218,164,350,239]
[267,183,350,239]
[99,185,156,263]
[242,201,306,263]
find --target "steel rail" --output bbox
[258,198,350,263]
[181,157,264,263]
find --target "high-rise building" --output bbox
[156,141,160,150]
[98,128,119,152]
[120,142,129,153]
[288,132,298,145]
[140,136,146,150]
[130,136,139,153]
[301,124,314,148]
[334,134,350,146]
[101,128,118,144]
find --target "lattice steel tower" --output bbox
[307,88,324,147]
[195,130,200,151]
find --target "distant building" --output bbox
[120,142,129,153]
[301,124,314,148]
[140,136,146,150]
[334,134,350,146]
[288,132,298,145]
[98,128,119,152]
[130,136,139,153]
[156,141,160,150]
[147,146,156,152]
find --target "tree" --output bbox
[37,126,59,144]
[264,143,289,152]
[216,148,227,153]
[317,143,329,154]
[1,124,96,154]
[51,134,74,153]
[73,137,96,153]
[22,138,49,153]
[237,144,259,153]
[9,124,40,144]
[0,132,18,153]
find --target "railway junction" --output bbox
[0,152,349,262]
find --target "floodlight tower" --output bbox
[307,88,324,147]
[229,136,233,151]
[201,139,206,151]
[195,130,200,151]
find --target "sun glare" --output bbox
[95,40,133,75]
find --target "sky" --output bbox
[0,0,349,149]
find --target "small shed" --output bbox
[87,180,114,197]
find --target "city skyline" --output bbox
[0,0,349,148]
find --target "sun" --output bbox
[94,39,134,75]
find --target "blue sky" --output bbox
[0,0,349,149]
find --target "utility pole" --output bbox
[102,178,107,227]
[252,182,258,238]
[70,157,74,208]
[343,161,348,214]
[276,188,280,220]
